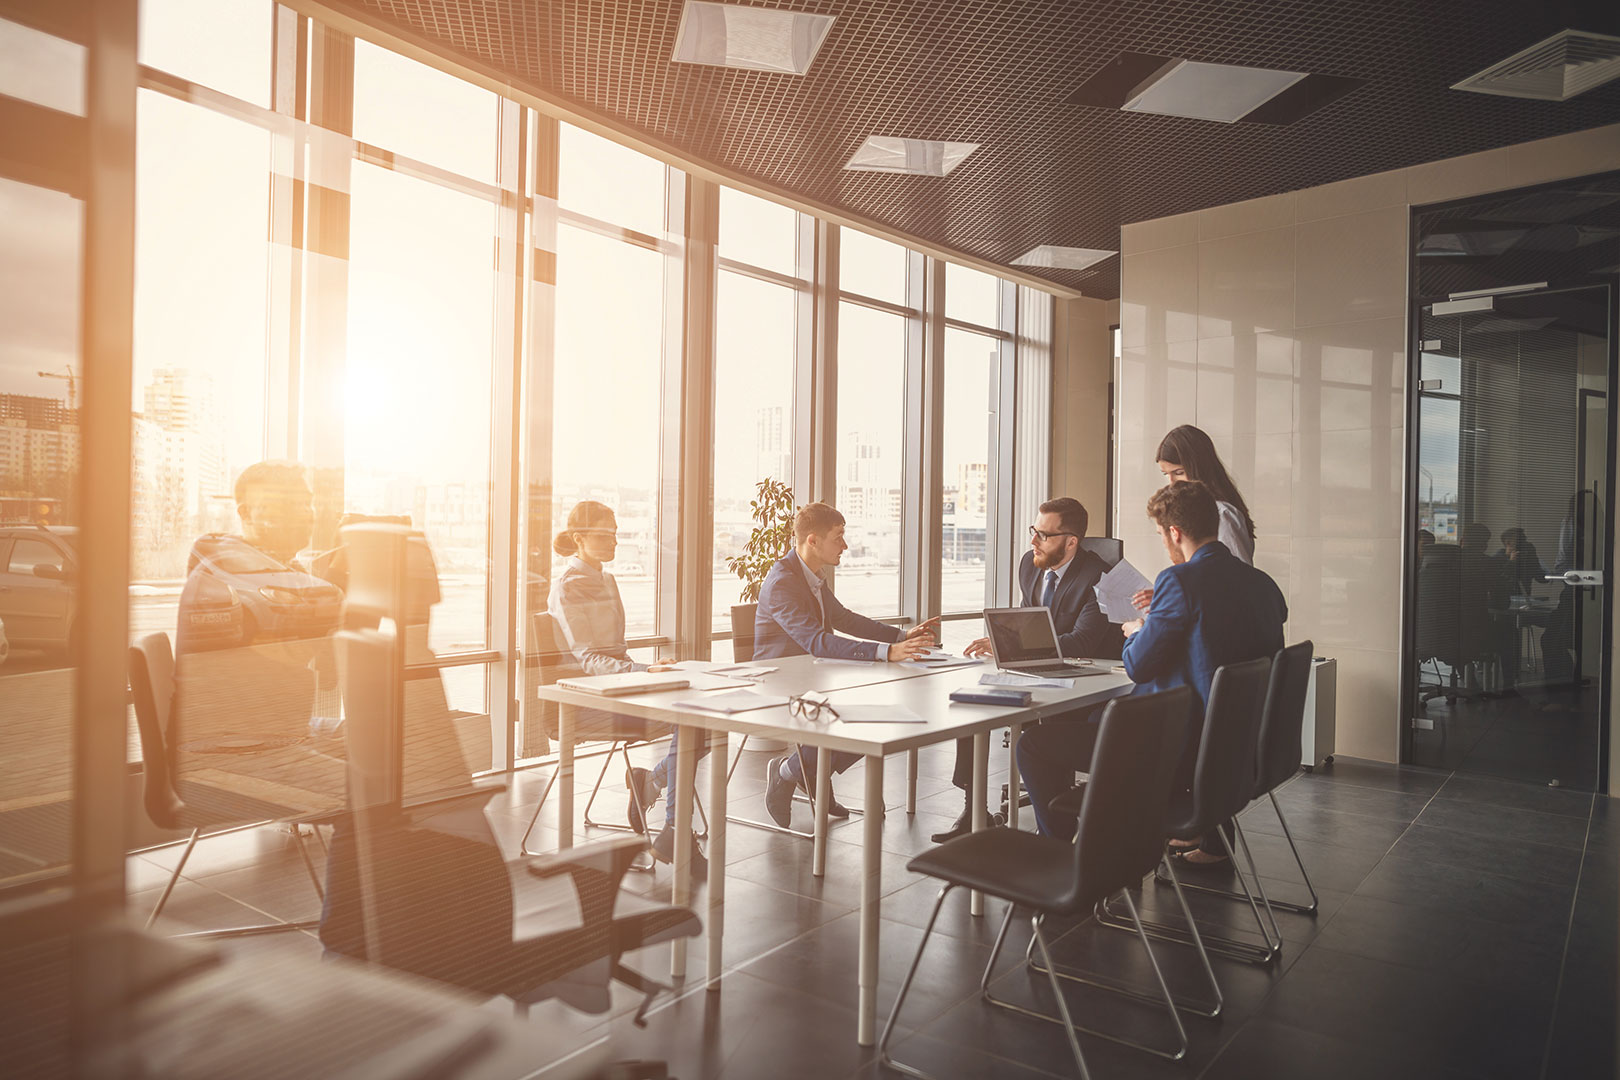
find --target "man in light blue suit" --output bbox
[753,502,939,826]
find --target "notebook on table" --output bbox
[983,607,1094,679]
[554,672,690,697]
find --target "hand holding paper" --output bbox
[1094,559,1153,623]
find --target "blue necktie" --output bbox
[1041,569,1058,609]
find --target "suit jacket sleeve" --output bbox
[1122,569,1191,684]
[759,570,889,661]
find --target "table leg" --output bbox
[811,752,832,878]
[905,749,918,814]
[706,730,728,991]
[671,727,697,979]
[557,703,575,850]
[970,731,988,917]
[1007,723,1022,831]
[857,753,883,1046]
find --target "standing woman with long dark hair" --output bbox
[1154,425,1256,563]
[1131,424,1258,614]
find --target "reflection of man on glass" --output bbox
[754,502,939,827]
[176,461,341,654]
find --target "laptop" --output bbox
[555,672,690,697]
[983,606,1091,678]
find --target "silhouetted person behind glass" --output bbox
[1541,494,1598,691]
[175,460,338,654]
[549,500,705,875]
[1458,522,1511,689]
[1417,529,1435,566]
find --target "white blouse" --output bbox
[1217,500,1255,566]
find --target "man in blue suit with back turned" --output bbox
[754,502,939,827]
[1020,481,1285,863]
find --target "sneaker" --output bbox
[626,766,659,834]
[651,825,708,882]
[764,756,794,828]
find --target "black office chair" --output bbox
[1096,656,1280,965]
[878,687,1195,1079]
[129,632,325,936]
[1078,537,1123,569]
[1161,642,1320,915]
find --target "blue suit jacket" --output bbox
[1122,541,1287,724]
[753,551,903,662]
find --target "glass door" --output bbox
[1408,284,1612,790]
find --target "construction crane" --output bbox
[36,365,76,412]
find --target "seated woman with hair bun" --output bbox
[549,499,706,876]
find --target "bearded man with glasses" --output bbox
[939,497,1123,842]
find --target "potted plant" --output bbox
[724,478,796,661]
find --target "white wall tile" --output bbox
[1295,207,1408,327]
[1199,190,1295,241]
[1121,210,1200,254]
[1294,317,1406,432]
[1119,243,1198,347]
[1296,169,1407,223]
[1406,147,1512,206]
[1198,227,1295,339]
[1505,123,1620,190]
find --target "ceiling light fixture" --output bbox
[1010,246,1116,271]
[1122,60,1306,123]
[670,1,835,75]
[844,136,979,176]
[1067,52,1363,125]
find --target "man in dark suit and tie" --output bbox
[1117,480,1286,862]
[943,497,1123,842]
[754,502,940,826]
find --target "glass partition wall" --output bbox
[0,0,1054,905]
[1404,173,1620,792]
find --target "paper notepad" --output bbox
[897,655,982,671]
[673,689,790,714]
[834,703,925,724]
[1094,559,1153,622]
[981,671,1074,689]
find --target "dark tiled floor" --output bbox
[126,746,1618,1079]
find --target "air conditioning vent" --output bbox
[1452,29,1620,101]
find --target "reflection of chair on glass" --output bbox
[129,631,326,936]
[325,542,700,1024]
[518,612,706,860]
[1415,545,1477,707]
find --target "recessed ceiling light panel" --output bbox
[1010,246,1116,271]
[671,1,835,75]
[1453,29,1620,101]
[844,136,980,176]
[1122,60,1307,123]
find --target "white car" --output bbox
[0,615,8,667]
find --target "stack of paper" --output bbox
[673,689,790,714]
[1094,559,1153,622]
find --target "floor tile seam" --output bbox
[1399,815,1591,858]
[711,854,864,912]
[1318,770,1455,942]
[1537,806,1596,1080]
[1422,787,1599,825]
[158,873,301,929]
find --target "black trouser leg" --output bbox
[951,736,973,791]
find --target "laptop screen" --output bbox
[985,608,1060,664]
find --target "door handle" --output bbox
[1546,571,1604,587]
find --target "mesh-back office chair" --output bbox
[519,612,706,861]
[324,624,701,1026]
[879,688,1197,1079]
[1096,657,1281,966]
[130,632,325,936]
[1164,642,1320,915]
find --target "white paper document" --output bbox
[679,672,758,692]
[833,702,926,724]
[814,656,878,666]
[673,660,777,678]
[980,671,1075,689]
[1094,559,1153,622]
[897,655,982,672]
[673,689,791,714]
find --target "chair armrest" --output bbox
[525,834,647,888]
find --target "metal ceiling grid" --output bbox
[340,0,1620,298]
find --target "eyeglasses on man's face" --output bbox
[1028,525,1077,543]
[788,694,840,723]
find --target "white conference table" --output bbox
[533,654,1135,1046]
